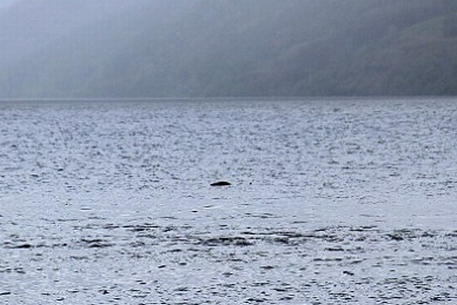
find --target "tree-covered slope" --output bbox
[0,0,456,98]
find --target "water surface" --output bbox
[1,98,456,304]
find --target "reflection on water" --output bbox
[1,98,456,304]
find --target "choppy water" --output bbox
[1,98,456,304]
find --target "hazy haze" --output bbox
[0,0,456,98]
[0,0,18,8]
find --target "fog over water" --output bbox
[1,2,456,302]
[0,98,456,304]
[1,0,456,97]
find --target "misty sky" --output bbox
[0,0,455,98]
[0,0,17,8]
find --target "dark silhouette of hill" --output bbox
[1,0,456,98]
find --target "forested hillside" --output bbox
[0,0,456,98]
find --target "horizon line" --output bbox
[1,95,456,103]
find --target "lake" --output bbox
[0,97,456,304]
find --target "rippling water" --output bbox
[1,98,456,304]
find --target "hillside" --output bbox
[0,0,456,98]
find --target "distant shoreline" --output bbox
[1,95,456,104]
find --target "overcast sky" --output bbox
[0,0,18,8]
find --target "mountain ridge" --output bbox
[1,0,456,98]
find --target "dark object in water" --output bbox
[210,181,231,186]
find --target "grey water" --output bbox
[0,97,456,304]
